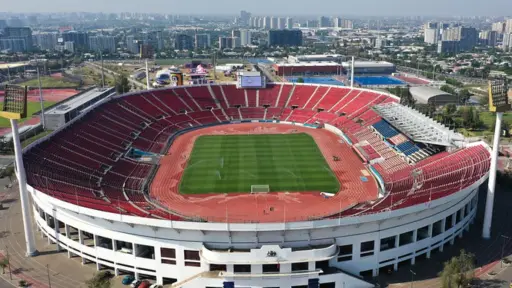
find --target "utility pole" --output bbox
[410,269,416,288]
[6,246,11,280]
[6,66,10,83]
[46,264,51,288]
[100,51,105,88]
[501,235,511,268]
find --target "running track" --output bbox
[150,123,378,223]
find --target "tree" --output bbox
[439,249,475,288]
[115,75,131,94]
[0,257,9,274]
[85,271,112,288]
[440,85,455,94]
[296,77,304,83]
[458,89,471,104]
[444,103,457,116]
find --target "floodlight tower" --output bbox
[0,85,38,256]
[482,77,510,239]
[145,59,151,90]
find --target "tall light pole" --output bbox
[483,78,510,239]
[410,269,416,288]
[0,85,38,257]
[35,58,46,129]
[350,56,355,88]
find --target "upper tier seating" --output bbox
[24,84,490,221]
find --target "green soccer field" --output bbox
[179,133,340,194]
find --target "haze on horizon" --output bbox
[3,0,512,17]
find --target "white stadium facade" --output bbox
[22,82,491,288]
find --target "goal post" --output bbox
[251,185,270,193]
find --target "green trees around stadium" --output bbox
[114,75,131,94]
[296,77,305,83]
[0,256,9,274]
[439,249,475,288]
[85,271,112,288]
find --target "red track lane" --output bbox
[150,123,378,223]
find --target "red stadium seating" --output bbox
[24,84,490,221]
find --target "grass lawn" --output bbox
[0,101,56,128]
[179,133,340,194]
[19,76,79,88]
[479,111,512,128]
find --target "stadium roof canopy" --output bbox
[373,102,465,147]
[409,86,457,105]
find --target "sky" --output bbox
[3,0,512,16]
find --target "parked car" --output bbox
[122,275,134,285]
[149,284,163,288]
[131,280,142,288]
[138,281,151,288]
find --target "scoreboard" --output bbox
[236,71,266,89]
[488,77,510,113]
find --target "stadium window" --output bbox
[360,241,375,257]
[399,231,414,246]
[209,264,226,272]
[445,215,454,231]
[263,264,280,273]
[234,264,251,273]
[380,236,396,251]
[338,244,352,256]
[161,259,176,265]
[291,262,309,272]
[432,220,443,237]
[160,248,176,258]
[184,250,200,261]
[417,225,430,241]
[185,261,201,267]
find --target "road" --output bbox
[84,62,147,90]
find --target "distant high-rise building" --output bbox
[425,22,438,29]
[503,33,512,51]
[257,18,263,28]
[341,19,353,29]
[424,26,439,44]
[319,16,331,28]
[142,31,164,51]
[139,44,154,58]
[240,30,252,46]
[480,30,498,47]
[64,41,74,52]
[62,31,88,50]
[219,37,232,50]
[194,34,211,49]
[441,26,477,51]
[263,17,270,29]
[333,17,342,28]
[286,17,293,29]
[307,20,319,28]
[34,32,58,50]
[437,40,460,54]
[240,10,251,26]
[270,17,278,29]
[277,18,286,30]
[505,19,512,35]
[126,35,140,54]
[232,30,241,38]
[232,37,241,48]
[88,35,116,53]
[174,34,194,50]
[268,29,303,47]
[492,21,506,34]
[0,20,7,29]
[0,27,33,51]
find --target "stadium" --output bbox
[24,83,490,288]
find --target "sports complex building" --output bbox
[24,82,490,287]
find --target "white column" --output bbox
[350,56,355,88]
[11,119,38,257]
[483,112,502,239]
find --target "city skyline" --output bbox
[3,0,512,16]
